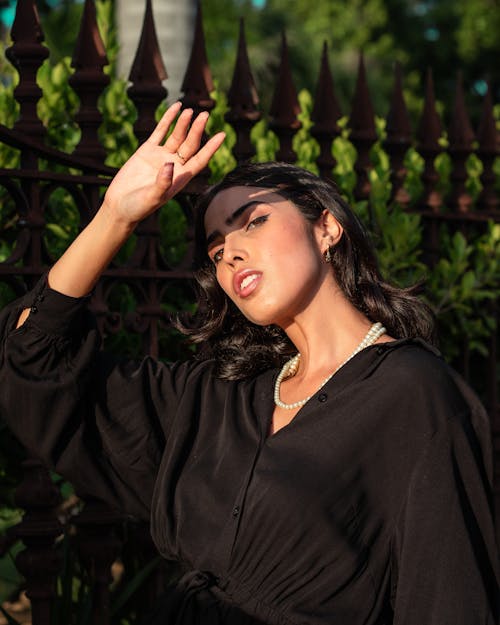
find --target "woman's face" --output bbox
[203,185,337,328]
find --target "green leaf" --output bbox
[45,223,71,241]
[460,270,476,294]
[110,556,162,616]
[451,231,468,260]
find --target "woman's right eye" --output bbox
[212,248,224,264]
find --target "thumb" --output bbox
[155,162,174,199]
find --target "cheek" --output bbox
[215,267,233,299]
[275,231,322,272]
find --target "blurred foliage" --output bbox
[2,0,496,119]
[32,0,84,65]
[0,524,175,624]
[201,0,500,121]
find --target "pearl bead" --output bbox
[274,322,386,410]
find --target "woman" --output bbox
[0,103,498,624]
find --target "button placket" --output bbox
[220,440,269,569]
[30,290,45,314]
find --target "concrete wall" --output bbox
[115,0,197,101]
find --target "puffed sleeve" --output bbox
[391,408,500,624]
[0,277,194,521]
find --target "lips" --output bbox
[234,269,262,297]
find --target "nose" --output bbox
[222,233,247,266]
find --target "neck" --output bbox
[279,280,376,378]
[274,321,386,410]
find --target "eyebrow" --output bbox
[206,200,263,247]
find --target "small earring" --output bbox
[324,247,332,263]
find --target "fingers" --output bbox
[149,102,218,170]
[175,131,226,180]
[146,103,226,200]
[148,130,226,206]
[148,101,182,145]
[164,108,195,153]
[164,110,211,167]
[164,109,195,155]
[171,111,210,162]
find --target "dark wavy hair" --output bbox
[175,162,435,380]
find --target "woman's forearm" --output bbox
[16,203,134,328]
[48,201,135,297]
[15,102,225,328]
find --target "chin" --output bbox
[240,313,274,327]
[238,306,289,329]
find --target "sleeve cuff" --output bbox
[22,275,91,337]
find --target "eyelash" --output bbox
[247,214,269,229]
[211,214,269,264]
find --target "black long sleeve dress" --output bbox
[0,279,499,625]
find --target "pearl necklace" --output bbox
[274,322,387,410]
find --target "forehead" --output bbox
[204,186,284,232]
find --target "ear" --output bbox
[314,210,343,254]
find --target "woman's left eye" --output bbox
[247,215,269,230]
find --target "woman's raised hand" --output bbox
[103,102,226,225]
[40,104,225,301]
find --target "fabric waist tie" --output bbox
[177,570,220,594]
[176,570,297,625]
